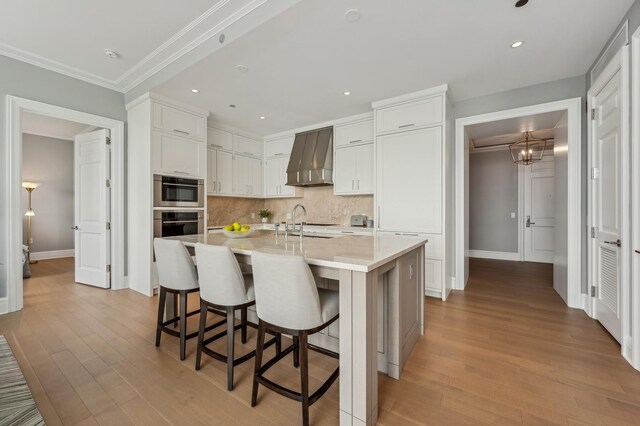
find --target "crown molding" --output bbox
[0,0,275,94]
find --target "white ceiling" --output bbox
[153,0,633,136]
[0,0,276,91]
[22,112,93,141]
[466,110,564,150]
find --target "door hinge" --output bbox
[591,227,597,238]
[106,179,111,188]
[107,264,111,273]
[591,108,596,120]
[106,137,111,145]
[106,222,111,230]
[591,167,600,179]
[591,286,597,297]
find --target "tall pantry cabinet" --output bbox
[372,85,454,300]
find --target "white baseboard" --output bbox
[0,297,7,315]
[30,249,75,260]
[468,250,519,261]
[425,289,442,299]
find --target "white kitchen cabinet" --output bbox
[207,149,217,194]
[424,259,442,297]
[375,96,443,135]
[334,143,373,195]
[207,127,233,151]
[216,150,233,195]
[265,156,299,198]
[266,136,294,158]
[376,127,441,232]
[152,131,206,178]
[233,155,262,197]
[334,119,373,147]
[153,102,206,141]
[234,134,263,159]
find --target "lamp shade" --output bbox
[25,208,35,217]
[22,182,40,189]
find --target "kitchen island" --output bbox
[167,230,426,426]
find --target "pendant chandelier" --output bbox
[508,131,547,165]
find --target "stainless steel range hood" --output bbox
[286,126,333,187]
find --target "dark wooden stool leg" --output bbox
[293,335,300,368]
[195,300,207,370]
[251,320,266,407]
[275,332,282,355]
[156,287,167,347]
[226,307,236,390]
[299,331,309,426]
[179,291,188,360]
[241,307,248,344]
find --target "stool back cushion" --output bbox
[195,243,251,306]
[251,251,323,330]
[153,238,199,291]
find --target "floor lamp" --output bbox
[22,182,39,264]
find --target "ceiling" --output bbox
[0,0,277,91]
[154,0,633,136]
[22,112,93,141]
[466,110,564,150]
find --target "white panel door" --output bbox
[592,69,622,343]
[334,146,357,194]
[74,129,110,288]
[523,155,555,263]
[279,157,296,196]
[207,149,217,194]
[356,143,374,193]
[377,127,442,233]
[249,157,263,196]
[216,150,233,195]
[265,158,280,196]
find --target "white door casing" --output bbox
[523,155,555,263]
[74,129,111,288]
[591,67,623,343]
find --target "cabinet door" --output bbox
[266,136,294,158]
[216,150,234,195]
[207,127,233,151]
[425,259,442,295]
[334,146,357,194]
[234,135,263,159]
[153,103,206,140]
[265,158,280,196]
[375,96,443,134]
[207,149,217,194]
[152,132,206,178]
[279,157,296,196]
[335,119,373,147]
[249,157,263,196]
[377,127,441,232]
[355,143,374,194]
[233,155,249,195]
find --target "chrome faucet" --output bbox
[291,203,307,243]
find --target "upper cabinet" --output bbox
[334,119,373,147]
[375,95,443,135]
[265,136,294,158]
[264,136,301,198]
[334,117,374,195]
[234,134,263,159]
[152,132,206,178]
[153,102,207,141]
[207,127,233,151]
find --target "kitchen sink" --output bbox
[287,232,338,239]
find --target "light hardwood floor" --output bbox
[0,257,639,425]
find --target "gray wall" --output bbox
[21,134,74,253]
[0,55,126,298]
[469,150,519,253]
[554,112,569,303]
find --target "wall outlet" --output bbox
[286,213,292,220]
[510,212,516,219]
[251,213,255,219]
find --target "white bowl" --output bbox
[223,228,253,239]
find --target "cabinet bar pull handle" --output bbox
[173,129,190,135]
[244,152,253,155]
[349,139,362,144]
[398,123,415,128]
[173,170,189,175]
[275,152,285,156]
[218,182,221,192]
[395,232,419,236]
[352,180,354,190]
[604,239,621,247]
[212,181,216,192]
[342,231,354,234]
[211,144,223,148]
[377,206,381,227]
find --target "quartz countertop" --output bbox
[167,229,426,273]
[207,223,374,233]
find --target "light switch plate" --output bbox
[511,212,516,219]
[251,213,255,219]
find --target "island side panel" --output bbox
[339,268,379,426]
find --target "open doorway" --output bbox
[4,96,125,314]
[455,98,583,309]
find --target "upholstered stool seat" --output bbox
[250,250,339,426]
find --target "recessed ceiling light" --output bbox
[344,91,351,96]
[104,49,119,59]
[229,104,236,108]
[511,41,524,48]
[344,9,361,22]
[515,0,529,7]
[191,89,199,93]
[260,116,266,120]
[235,64,249,73]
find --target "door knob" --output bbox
[71,226,79,230]
[635,250,640,254]
[604,239,621,247]
[526,216,536,227]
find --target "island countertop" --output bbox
[166,230,427,273]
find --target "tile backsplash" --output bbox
[207,186,373,227]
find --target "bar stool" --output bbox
[153,238,203,360]
[250,251,339,426]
